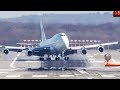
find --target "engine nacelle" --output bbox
[64,49,77,56]
[32,47,51,56]
[81,49,87,54]
[16,49,22,52]
[98,46,104,52]
[27,50,33,56]
[4,49,9,54]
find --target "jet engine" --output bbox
[63,49,77,56]
[98,46,104,52]
[80,47,87,54]
[27,47,51,56]
[4,49,9,54]
[27,50,33,56]
[81,49,87,54]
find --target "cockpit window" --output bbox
[60,34,65,36]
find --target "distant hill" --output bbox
[0,13,120,25]
[0,21,119,48]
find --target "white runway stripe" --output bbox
[59,75,74,77]
[89,59,95,60]
[87,56,93,58]
[90,61,104,63]
[101,75,116,78]
[0,72,8,74]
[10,53,21,68]
[76,69,88,74]
[87,78,93,79]
[74,74,82,75]
[6,75,20,78]
[0,69,16,71]
[94,54,97,56]
[32,75,48,77]
[101,54,104,55]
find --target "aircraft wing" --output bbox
[70,41,118,50]
[0,45,27,51]
[16,43,39,46]
[5,46,26,50]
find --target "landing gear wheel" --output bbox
[64,57,69,60]
[47,57,51,60]
[55,57,60,60]
[39,58,44,61]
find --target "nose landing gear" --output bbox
[64,57,69,60]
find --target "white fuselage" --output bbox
[39,33,69,53]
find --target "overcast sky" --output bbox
[0,11,113,18]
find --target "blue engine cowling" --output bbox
[3,48,22,55]
[27,47,51,56]
[81,49,87,54]
[27,50,33,56]
[98,47,104,52]
[64,49,77,56]
[4,49,9,54]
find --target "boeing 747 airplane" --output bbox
[0,19,118,60]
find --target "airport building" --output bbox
[18,39,102,48]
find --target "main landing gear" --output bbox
[39,57,45,61]
[39,55,69,61]
[40,57,52,61]
[64,57,69,60]
[46,55,51,60]
[40,57,60,61]
[47,57,51,60]
[55,57,60,60]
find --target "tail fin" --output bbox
[40,18,46,42]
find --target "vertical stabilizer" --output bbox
[40,18,46,42]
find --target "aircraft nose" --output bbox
[61,36,69,49]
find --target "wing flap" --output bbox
[16,43,39,46]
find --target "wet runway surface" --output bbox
[0,50,120,79]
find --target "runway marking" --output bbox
[87,78,93,79]
[87,56,93,58]
[32,75,48,78]
[109,74,120,76]
[101,74,116,78]
[0,69,16,71]
[74,74,82,76]
[10,53,21,68]
[59,75,74,77]
[89,59,95,60]
[112,67,120,69]
[6,75,20,78]
[100,54,104,56]
[0,72,8,74]
[90,61,104,63]
[76,69,88,74]
[94,54,97,56]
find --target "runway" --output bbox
[0,50,120,79]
